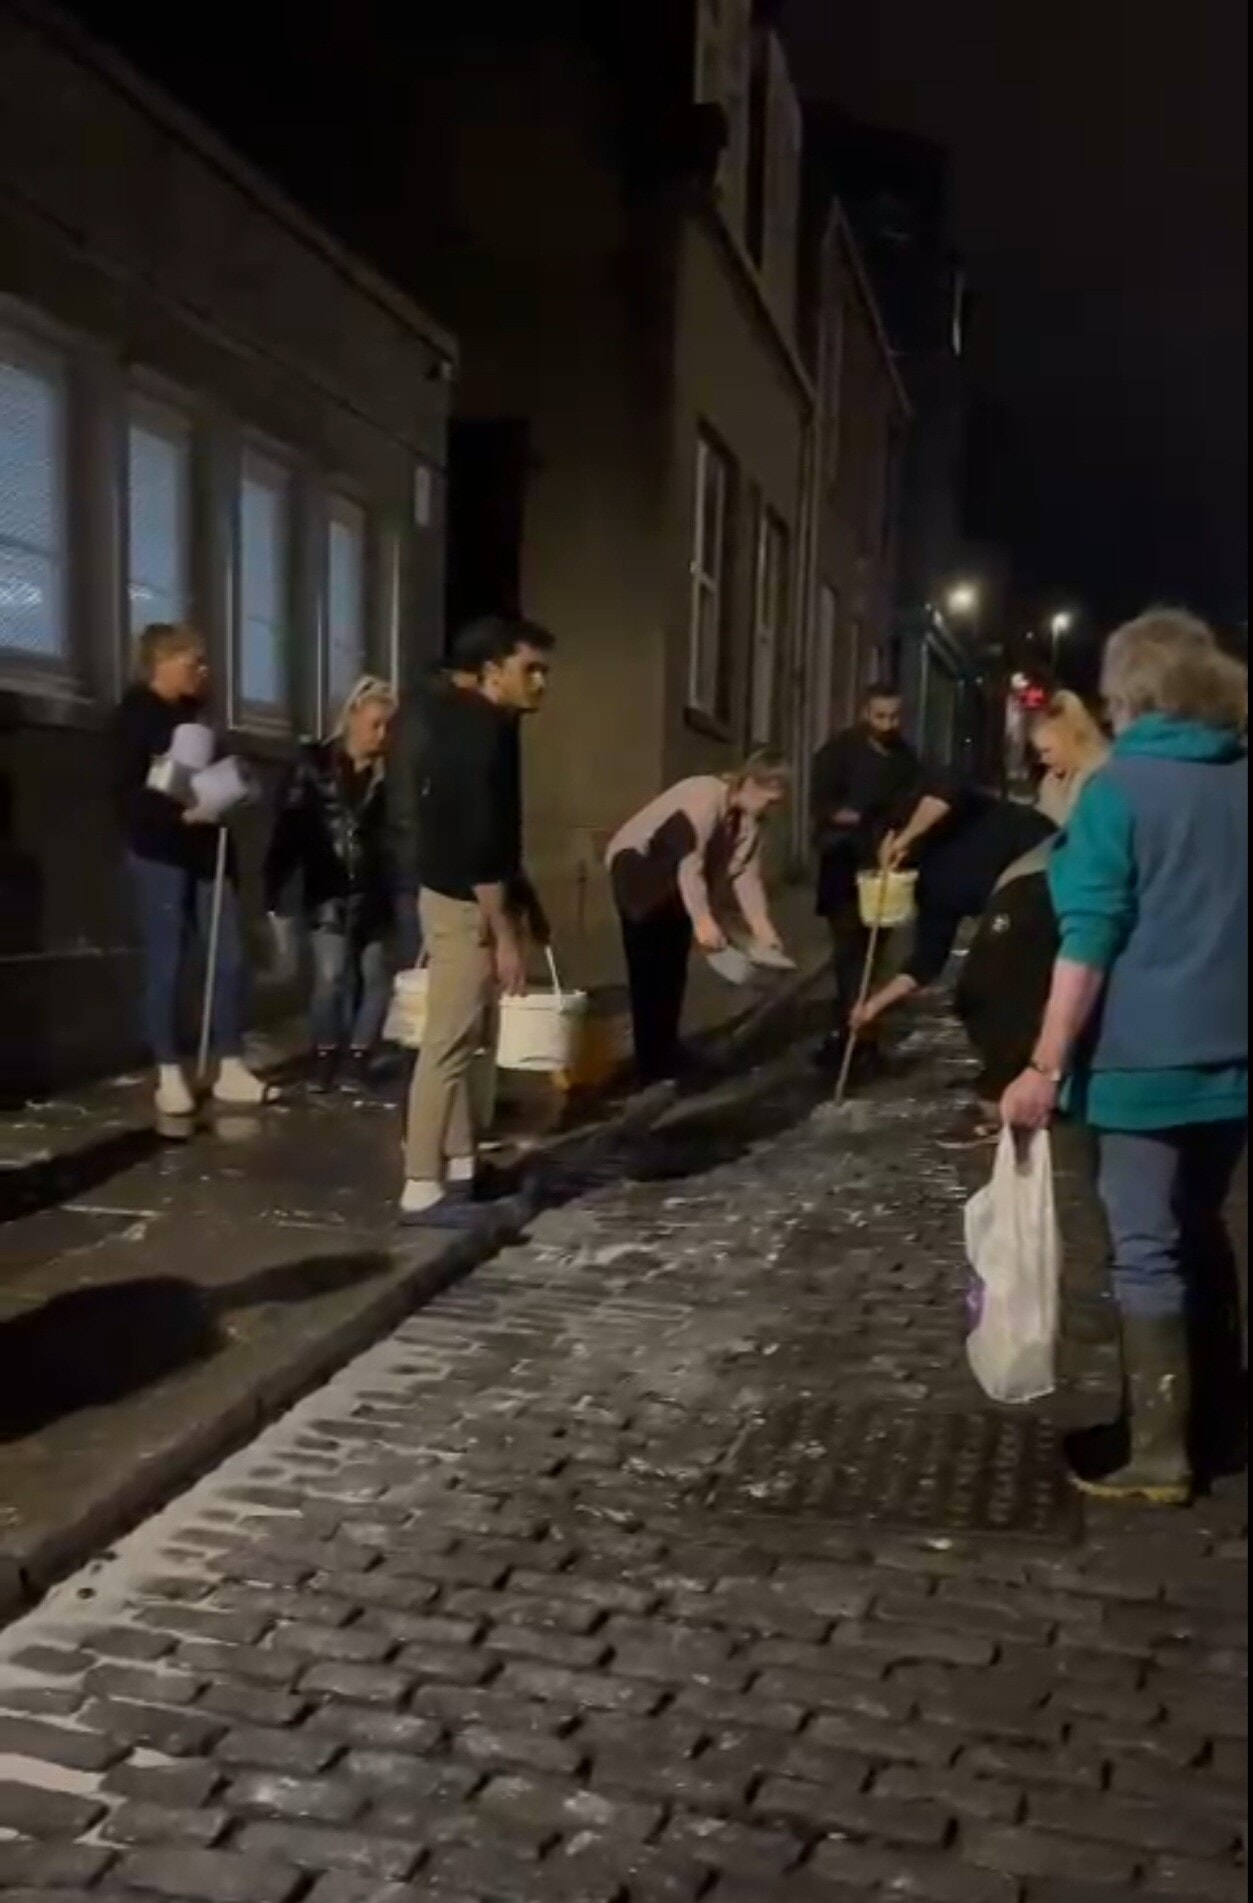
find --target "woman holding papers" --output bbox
[110,622,273,1117]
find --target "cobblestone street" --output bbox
[0,1020,1245,1903]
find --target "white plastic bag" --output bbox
[963,1127,1061,1405]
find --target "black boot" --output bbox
[813,1027,850,1075]
[1067,1313,1192,1505]
[310,1047,340,1094]
[345,1047,378,1090]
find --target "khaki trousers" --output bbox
[404,890,495,1181]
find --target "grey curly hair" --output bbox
[1101,609,1246,731]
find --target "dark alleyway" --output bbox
[0,1017,1245,1902]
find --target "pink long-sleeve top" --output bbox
[605,775,771,937]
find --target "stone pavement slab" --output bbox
[0,1011,1244,1902]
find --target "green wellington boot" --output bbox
[1067,1313,1192,1506]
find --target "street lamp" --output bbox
[1050,609,1077,668]
[946,582,979,619]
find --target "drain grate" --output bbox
[706,1400,1081,1543]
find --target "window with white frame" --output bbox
[0,334,68,666]
[325,493,367,716]
[127,397,192,633]
[748,503,788,745]
[237,445,292,717]
[687,430,732,720]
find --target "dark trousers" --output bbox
[619,897,693,1085]
[826,905,883,1038]
[1097,1123,1247,1322]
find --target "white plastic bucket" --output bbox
[857,868,918,930]
[384,947,586,1075]
[497,949,587,1073]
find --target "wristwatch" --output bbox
[1028,1059,1064,1086]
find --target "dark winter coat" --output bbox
[110,684,224,879]
[264,739,392,936]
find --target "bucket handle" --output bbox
[407,943,563,993]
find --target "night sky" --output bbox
[784,0,1248,630]
[57,0,1246,633]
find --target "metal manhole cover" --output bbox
[707,1400,1081,1543]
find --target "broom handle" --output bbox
[544,944,564,1004]
[196,826,229,1085]
[834,857,892,1107]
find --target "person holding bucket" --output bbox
[110,623,275,1118]
[605,753,791,1086]
[810,685,932,1073]
[396,616,555,1226]
[263,676,398,1092]
[851,790,1056,1043]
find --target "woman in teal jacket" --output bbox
[1003,609,1247,1504]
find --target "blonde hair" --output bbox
[729,748,792,791]
[331,674,397,738]
[1030,689,1109,766]
[133,621,202,681]
[1101,609,1247,730]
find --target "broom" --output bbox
[833,852,894,1110]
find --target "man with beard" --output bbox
[810,684,932,1071]
[389,616,554,1224]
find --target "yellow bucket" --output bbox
[857,869,918,929]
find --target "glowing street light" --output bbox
[1049,610,1076,641]
[946,582,980,618]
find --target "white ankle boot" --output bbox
[155,1065,195,1118]
[213,1056,275,1106]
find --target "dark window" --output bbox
[444,418,529,640]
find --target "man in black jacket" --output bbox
[810,685,931,1067]
[394,616,554,1224]
[386,621,486,929]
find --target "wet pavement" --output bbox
[0,964,824,1613]
[0,1013,1245,1902]
[0,1070,442,1609]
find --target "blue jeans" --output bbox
[310,926,391,1052]
[1098,1123,1247,1319]
[127,854,245,1064]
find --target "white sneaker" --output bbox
[155,1065,195,1118]
[212,1056,277,1106]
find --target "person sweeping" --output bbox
[850,788,1057,1065]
